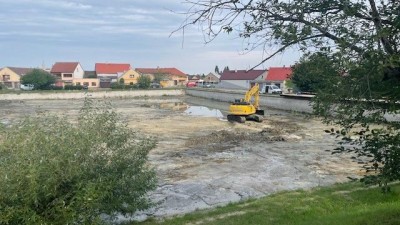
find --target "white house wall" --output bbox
[97,73,117,77]
[218,80,250,89]
[254,72,268,81]
[74,64,84,79]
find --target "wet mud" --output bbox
[0,96,362,221]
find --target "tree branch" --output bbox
[271,13,365,54]
[368,0,395,55]
[249,34,324,70]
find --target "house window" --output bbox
[129,75,135,78]
[3,82,12,87]
[83,82,89,86]
[76,82,81,86]
[91,82,96,86]
[63,74,73,78]
[2,75,10,81]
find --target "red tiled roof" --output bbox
[266,67,292,81]
[135,68,187,77]
[220,70,267,80]
[7,67,35,76]
[51,62,79,73]
[95,63,131,74]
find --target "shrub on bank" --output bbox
[41,85,64,90]
[0,99,157,224]
[111,83,125,89]
[64,85,83,90]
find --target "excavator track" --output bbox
[245,114,264,122]
[227,115,246,123]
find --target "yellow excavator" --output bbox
[227,83,264,123]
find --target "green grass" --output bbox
[131,182,400,225]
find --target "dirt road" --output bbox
[0,96,361,221]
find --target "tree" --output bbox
[179,1,399,70]
[180,0,400,190]
[21,69,55,90]
[0,99,157,224]
[291,52,340,93]
[153,73,167,84]
[215,65,220,74]
[119,77,125,85]
[137,75,151,89]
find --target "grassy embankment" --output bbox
[132,182,400,225]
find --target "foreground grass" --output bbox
[132,182,400,225]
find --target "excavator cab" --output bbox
[227,84,264,123]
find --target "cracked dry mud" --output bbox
[0,97,362,222]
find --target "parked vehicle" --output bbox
[202,83,213,88]
[150,83,161,88]
[186,82,197,87]
[20,84,34,91]
[263,85,282,94]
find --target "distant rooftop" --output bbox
[95,63,131,74]
[6,67,35,76]
[266,67,292,81]
[220,69,267,80]
[51,62,80,73]
[136,68,186,77]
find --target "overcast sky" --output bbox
[0,0,300,74]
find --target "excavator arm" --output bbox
[244,83,260,109]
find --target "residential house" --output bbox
[84,71,97,78]
[135,67,188,87]
[50,62,84,87]
[204,72,220,84]
[72,78,100,88]
[219,69,268,89]
[118,69,142,85]
[95,63,131,88]
[188,75,201,83]
[0,67,34,89]
[266,67,293,93]
[71,70,100,88]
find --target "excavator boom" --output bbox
[244,83,260,109]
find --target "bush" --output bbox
[0,100,157,224]
[137,75,151,89]
[52,86,64,90]
[41,85,63,91]
[64,85,83,90]
[21,69,55,90]
[110,83,125,89]
[130,83,139,89]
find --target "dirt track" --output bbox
[0,96,362,221]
